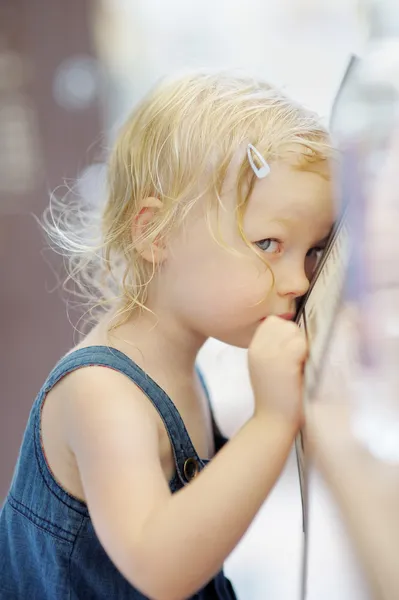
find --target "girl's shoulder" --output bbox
[41,341,166,503]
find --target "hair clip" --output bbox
[247,144,270,179]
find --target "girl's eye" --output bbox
[256,239,281,254]
[305,246,326,273]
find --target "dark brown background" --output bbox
[0,0,102,501]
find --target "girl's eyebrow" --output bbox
[268,218,292,228]
[266,217,333,243]
[271,220,333,247]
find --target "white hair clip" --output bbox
[247,144,270,179]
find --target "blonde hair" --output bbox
[43,70,333,332]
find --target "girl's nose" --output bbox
[276,267,310,300]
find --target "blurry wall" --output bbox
[0,0,102,501]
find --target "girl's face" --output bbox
[149,159,334,349]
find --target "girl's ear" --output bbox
[132,197,167,264]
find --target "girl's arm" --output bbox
[66,366,296,600]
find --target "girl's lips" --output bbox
[260,313,295,322]
[278,313,296,321]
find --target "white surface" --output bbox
[95,0,364,127]
[306,470,371,600]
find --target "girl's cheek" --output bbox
[243,267,274,306]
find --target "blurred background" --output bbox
[0,0,370,598]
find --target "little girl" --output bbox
[0,71,334,599]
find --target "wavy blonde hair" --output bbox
[43,70,333,332]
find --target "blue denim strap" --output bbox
[40,346,203,487]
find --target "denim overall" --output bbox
[0,346,237,599]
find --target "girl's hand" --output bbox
[248,316,308,427]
